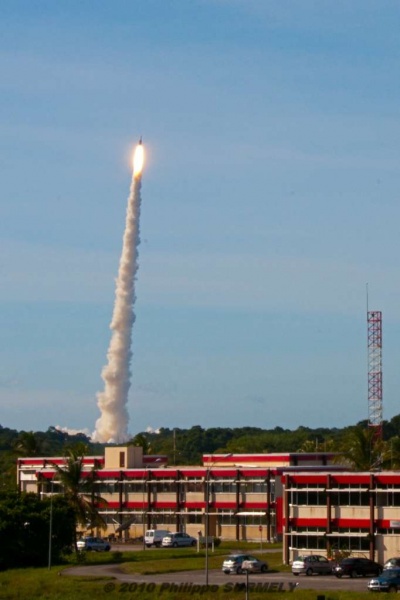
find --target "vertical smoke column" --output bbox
[94,140,145,443]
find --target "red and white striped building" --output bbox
[18,447,400,563]
[283,470,400,564]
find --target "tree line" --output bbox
[3,414,400,491]
[131,414,400,469]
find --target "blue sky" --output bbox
[1,1,400,437]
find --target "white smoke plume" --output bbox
[146,426,161,434]
[93,144,144,443]
[56,425,91,437]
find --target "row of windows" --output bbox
[289,535,370,551]
[290,491,371,506]
[92,481,275,496]
[99,510,273,525]
[290,484,400,491]
[290,490,400,507]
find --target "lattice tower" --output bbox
[368,310,383,438]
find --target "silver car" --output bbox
[161,532,197,548]
[292,555,333,576]
[77,536,111,552]
[222,554,268,575]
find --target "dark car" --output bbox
[334,557,382,578]
[368,568,400,592]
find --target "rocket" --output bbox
[133,137,144,177]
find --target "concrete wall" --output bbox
[104,446,143,469]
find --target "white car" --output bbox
[161,532,197,548]
[144,529,171,548]
[77,536,111,552]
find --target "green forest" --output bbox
[3,414,400,491]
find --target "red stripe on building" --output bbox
[149,470,178,478]
[96,471,122,479]
[239,469,270,477]
[208,469,238,477]
[180,469,206,477]
[214,502,237,509]
[241,502,270,510]
[126,502,146,509]
[185,502,205,509]
[287,474,327,484]
[153,502,177,509]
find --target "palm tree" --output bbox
[128,433,152,454]
[52,445,106,552]
[335,426,387,471]
[14,431,43,456]
[380,436,400,470]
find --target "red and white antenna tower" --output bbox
[367,310,383,438]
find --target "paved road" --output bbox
[64,564,373,593]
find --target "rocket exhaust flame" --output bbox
[93,140,145,443]
[133,142,144,177]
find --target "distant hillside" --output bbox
[0,425,104,490]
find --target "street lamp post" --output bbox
[142,468,148,551]
[205,453,232,585]
[48,475,55,570]
[205,469,211,586]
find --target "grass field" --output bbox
[0,545,373,600]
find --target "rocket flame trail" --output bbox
[93,141,144,443]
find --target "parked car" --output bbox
[292,555,333,576]
[76,536,111,552]
[222,554,268,575]
[384,557,400,570]
[161,532,197,548]
[368,568,400,592]
[144,529,171,548]
[334,557,382,578]
[241,559,269,574]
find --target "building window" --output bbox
[218,510,236,525]
[329,534,370,552]
[119,452,125,468]
[376,486,400,507]
[237,514,265,525]
[94,481,118,494]
[330,487,369,506]
[122,482,145,493]
[185,478,203,493]
[292,535,326,550]
[149,512,176,525]
[186,511,203,524]
[213,480,236,493]
[291,487,327,506]
[242,481,268,494]
[154,481,177,493]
